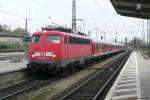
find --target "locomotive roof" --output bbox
[33,30,90,39]
[33,30,124,46]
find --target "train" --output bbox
[27,27,126,74]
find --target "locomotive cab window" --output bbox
[31,35,42,43]
[47,35,60,43]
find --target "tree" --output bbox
[12,27,26,35]
[0,25,12,33]
[0,25,30,37]
[0,25,2,32]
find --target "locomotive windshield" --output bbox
[47,35,60,43]
[31,35,42,43]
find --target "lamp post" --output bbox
[24,18,28,53]
[95,27,98,39]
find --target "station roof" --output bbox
[110,0,150,19]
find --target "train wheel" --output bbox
[56,67,64,76]
[71,63,75,72]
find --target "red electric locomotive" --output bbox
[27,28,93,73]
[27,27,125,74]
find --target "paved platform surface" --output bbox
[0,60,26,74]
[0,52,26,74]
[105,51,150,100]
[0,52,25,61]
[0,52,25,56]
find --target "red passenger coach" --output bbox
[91,39,124,57]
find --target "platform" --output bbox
[0,60,26,74]
[0,52,25,60]
[105,51,150,100]
[0,52,26,74]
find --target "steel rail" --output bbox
[93,52,130,100]
[0,51,130,100]
[0,77,58,100]
[60,52,130,100]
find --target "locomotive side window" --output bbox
[31,35,41,43]
[47,35,60,43]
[69,37,90,44]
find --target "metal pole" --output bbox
[95,27,98,39]
[115,31,117,43]
[25,18,28,53]
[76,19,85,32]
[72,0,76,31]
[103,32,105,40]
[125,37,127,46]
[142,19,145,48]
[147,20,150,47]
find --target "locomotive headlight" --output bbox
[31,52,40,57]
[46,52,56,58]
[52,53,56,58]
[32,52,35,57]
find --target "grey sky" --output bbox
[0,0,144,42]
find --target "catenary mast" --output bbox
[72,0,76,31]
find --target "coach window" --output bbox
[69,37,74,44]
[31,35,41,43]
[47,35,60,43]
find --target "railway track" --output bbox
[0,51,130,100]
[60,51,131,100]
[0,76,58,100]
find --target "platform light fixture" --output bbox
[136,3,142,10]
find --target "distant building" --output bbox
[0,32,23,42]
[0,32,24,50]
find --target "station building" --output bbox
[0,32,24,51]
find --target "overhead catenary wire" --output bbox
[0,9,53,22]
[87,0,120,41]
[88,0,118,29]
[0,9,26,19]
[0,1,70,27]
[0,9,54,33]
[90,0,143,43]
[0,0,142,41]
[0,9,52,25]
[91,0,133,33]
[0,0,118,34]
[31,0,70,20]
